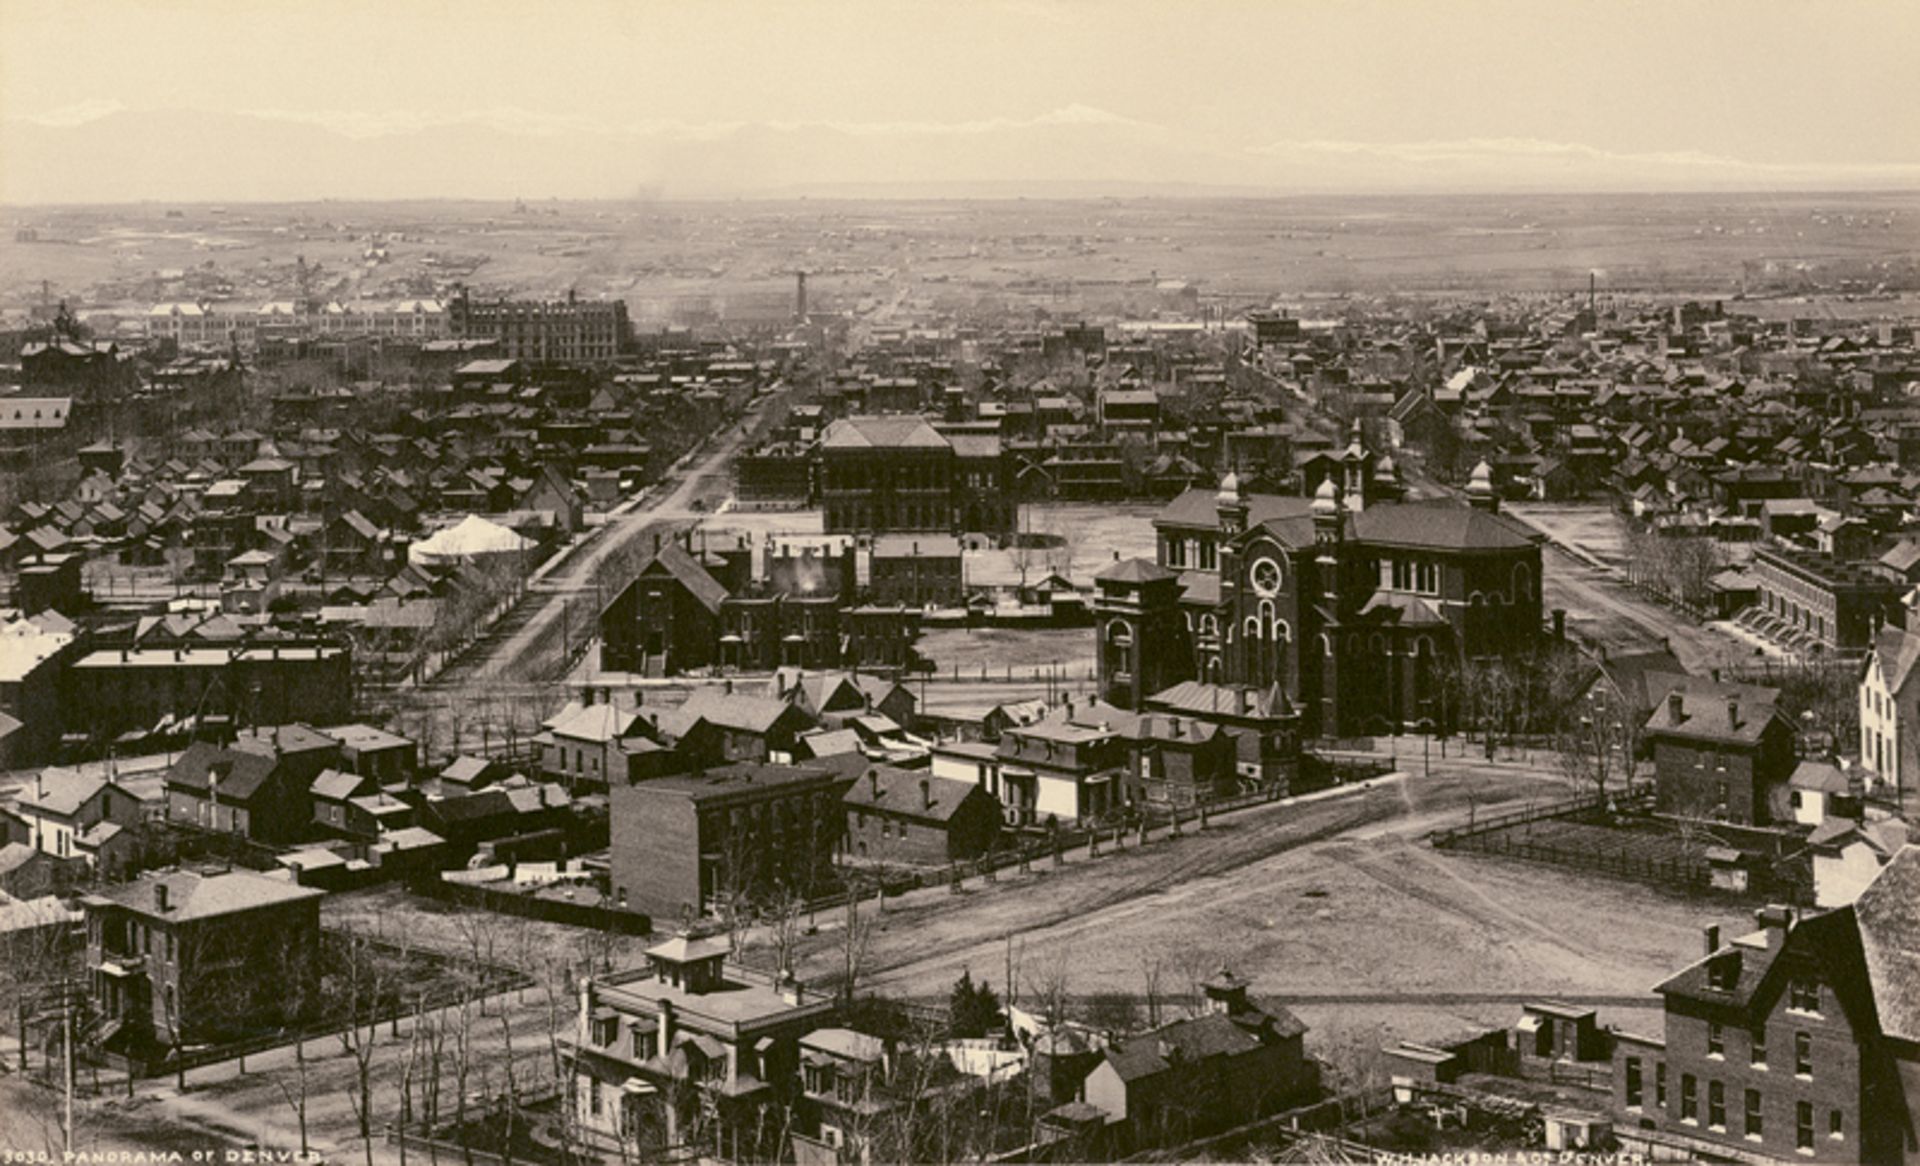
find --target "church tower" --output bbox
[1312,479,1345,737]
[1093,558,1189,711]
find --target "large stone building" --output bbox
[817,416,1014,539]
[1097,449,1546,738]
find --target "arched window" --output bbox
[1200,614,1218,636]
[1108,620,1133,647]
[1244,616,1263,640]
[1273,619,1292,644]
[1512,562,1533,602]
[1318,634,1333,658]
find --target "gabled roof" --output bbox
[13,767,114,819]
[1853,846,1920,1041]
[1870,624,1920,697]
[1641,675,1784,746]
[624,543,729,615]
[843,766,984,823]
[820,416,950,451]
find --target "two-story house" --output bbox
[565,933,837,1160]
[1642,679,1798,825]
[841,766,1000,866]
[82,869,324,1051]
[12,767,144,872]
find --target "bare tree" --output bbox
[1554,682,1641,806]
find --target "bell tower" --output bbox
[1093,558,1189,710]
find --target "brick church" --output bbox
[1095,433,1547,738]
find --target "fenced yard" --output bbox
[1432,792,1811,904]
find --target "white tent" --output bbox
[408,514,534,568]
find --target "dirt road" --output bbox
[788,757,1741,1049]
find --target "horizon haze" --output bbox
[3,0,1918,204]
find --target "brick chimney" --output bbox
[1756,904,1794,950]
[920,779,931,811]
[155,883,170,913]
[868,769,880,798]
[1170,716,1184,739]
[1704,924,1720,955]
[1726,697,1740,730]
[1668,692,1684,723]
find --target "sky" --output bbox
[3,0,1917,202]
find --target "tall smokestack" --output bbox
[795,271,808,322]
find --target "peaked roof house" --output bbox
[1080,969,1316,1149]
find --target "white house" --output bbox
[11,767,143,867]
[1809,817,1911,907]
[1787,760,1852,827]
[1858,624,1920,796]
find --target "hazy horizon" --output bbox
[4,0,1917,205]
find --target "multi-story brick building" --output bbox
[82,869,323,1050]
[868,536,964,608]
[1641,677,1798,825]
[1748,544,1900,656]
[817,417,1014,539]
[448,287,630,364]
[608,761,851,922]
[1613,859,1920,1165]
[842,766,1000,866]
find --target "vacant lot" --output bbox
[917,625,1094,673]
[790,762,1740,1051]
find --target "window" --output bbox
[1751,1023,1768,1067]
[1415,560,1439,594]
[1746,1089,1763,1139]
[1829,1110,1843,1140]
[632,1030,656,1061]
[1797,1102,1814,1151]
[1795,1032,1812,1077]
[1656,1062,1668,1108]
[592,1017,617,1046]
[588,1078,602,1117]
[1708,1023,1725,1058]
[1708,1080,1726,1130]
[1681,1074,1698,1122]
[1789,979,1820,1013]
[1625,1058,1643,1108]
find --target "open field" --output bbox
[788,757,1742,1051]
[917,625,1093,674]
[10,193,1919,330]
[1506,503,1631,570]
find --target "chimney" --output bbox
[1756,905,1794,949]
[724,678,733,695]
[1704,924,1720,955]
[868,769,879,798]
[920,779,931,811]
[1668,692,1684,723]
[1552,609,1566,640]
[1711,667,1721,683]
[155,883,170,913]
[1726,698,1740,730]
[779,969,803,1006]
[1170,716,1183,739]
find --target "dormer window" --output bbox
[1788,978,1820,1014]
[592,1016,617,1046]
